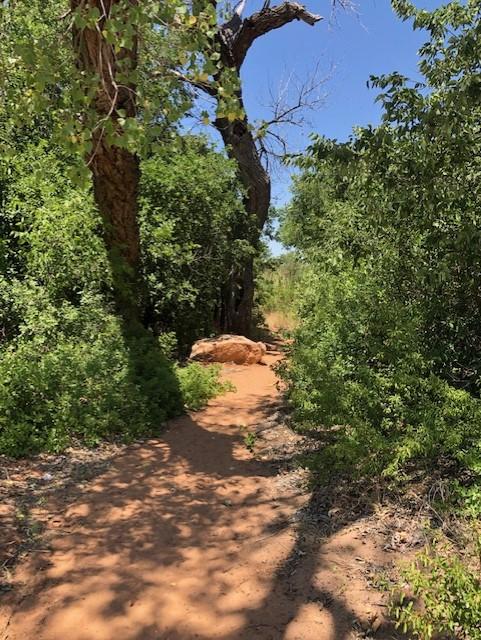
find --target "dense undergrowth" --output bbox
[276,3,481,637]
[281,1,481,501]
[0,138,239,456]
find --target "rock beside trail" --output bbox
[190,335,267,365]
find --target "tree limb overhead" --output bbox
[170,69,218,97]
[232,2,322,68]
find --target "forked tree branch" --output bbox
[253,64,328,165]
[232,2,322,68]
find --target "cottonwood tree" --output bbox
[0,0,340,336]
[69,0,143,326]
[0,0,227,329]
[179,1,326,334]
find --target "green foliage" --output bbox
[0,0,244,163]
[279,5,481,633]
[243,430,257,453]
[0,143,106,294]
[0,289,176,455]
[176,363,234,412]
[0,285,231,456]
[140,137,247,350]
[0,136,241,456]
[281,261,481,480]
[0,135,244,340]
[391,537,481,639]
[258,252,303,319]
[280,1,481,488]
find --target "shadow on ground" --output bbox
[1,359,406,640]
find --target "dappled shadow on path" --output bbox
[1,358,405,640]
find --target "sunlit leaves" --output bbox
[278,1,481,504]
[0,0,243,161]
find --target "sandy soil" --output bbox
[0,353,410,640]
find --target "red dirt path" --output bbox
[1,354,403,640]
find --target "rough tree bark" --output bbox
[207,2,322,335]
[71,0,143,328]
[214,105,271,335]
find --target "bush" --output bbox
[280,262,481,482]
[0,287,230,457]
[1,137,247,351]
[278,84,481,487]
[391,537,481,639]
[140,137,247,350]
[0,143,106,299]
[0,138,242,456]
[176,362,234,411]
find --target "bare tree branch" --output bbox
[231,2,322,68]
[254,63,329,163]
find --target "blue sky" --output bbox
[205,1,444,253]
[244,2,442,137]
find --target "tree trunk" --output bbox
[71,0,143,328]
[219,257,256,336]
[91,144,143,327]
[210,2,320,335]
[215,110,271,336]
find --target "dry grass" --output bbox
[265,310,298,334]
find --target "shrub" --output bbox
[176,362,234,411]
[0,286,229,456]
[278,77,481,487]
[391,537,481,639]
[280,260,481,483]
[0,138,242,456]
[140,137,247,350]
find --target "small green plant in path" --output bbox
[243,430,257,453]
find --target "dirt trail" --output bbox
[1,354,404,640]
